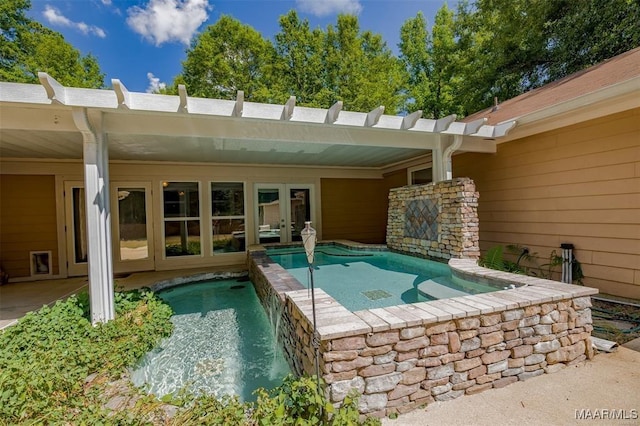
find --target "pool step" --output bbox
[417,276,471,300]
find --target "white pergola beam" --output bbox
[434,114,457,132]
[281,96,296,120]
[112,79,131,110]
[178,84,188,113]
[232,90,244,117]
[401,110,423,130]
[325,101,343,124]
[72,107,114,325]
[365,106,384,127]
[38,72,67,105]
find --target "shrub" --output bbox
[0,289,173,423]
[0,290,380,425]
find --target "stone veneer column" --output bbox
[387,178,479,260]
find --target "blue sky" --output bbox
[28,0,448,93]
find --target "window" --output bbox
[163,182,201,257]
[408,165,432,185]
[211,182,245,253]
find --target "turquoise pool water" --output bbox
[267,245,505,311]
[130,279,290,400]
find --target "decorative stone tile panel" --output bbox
[387,178,480,260]
[404,198,439,241]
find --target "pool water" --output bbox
[130,279,290,400]
[267,246,505,311]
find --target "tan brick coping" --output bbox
[252,242,598,341]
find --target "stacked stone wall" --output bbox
[248,244,598,418]
[387,178,479,260]
[323,298,594,417]
[249,250,308,375]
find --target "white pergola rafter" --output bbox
[26,73,514,139]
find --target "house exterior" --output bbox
[454,47,640,299]
[0,47,638,322]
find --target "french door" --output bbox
[64,181,88,276]
[64,181,154,276]
[254,184,314,245]
[111,183,154,273]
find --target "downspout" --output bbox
[432,135,463,182]
[441,135,464,181]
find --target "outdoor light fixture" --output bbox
[561,243,574,284]
[302,221,316,265]
[301,221,321,392]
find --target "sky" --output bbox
[27,0,448,93]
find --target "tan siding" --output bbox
[455,108,640,299]
[382,169,408,190]
[0,175,58,278]
[321,178,389,243]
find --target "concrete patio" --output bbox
[1,271,638,425]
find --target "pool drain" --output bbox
[362,289,392,300]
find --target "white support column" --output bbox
[432,137,446,183]
[72,108,115,324]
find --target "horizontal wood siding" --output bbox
[454,108,640,298]
[320,172,407,244]
[0,175,58,278]
[321,178,387,243]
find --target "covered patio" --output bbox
[0,73,514,324]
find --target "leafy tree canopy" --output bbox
[0,0,104,88]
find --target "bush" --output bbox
[170,375,380,426]
[0,290,380,425]
[0,289,173,423]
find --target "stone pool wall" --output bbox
[387,178,480,260]
[247,246,598,418]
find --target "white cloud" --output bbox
[101,0,112,5]
[146,72,167,93]
[43,5,106,38]
[296,0,362,17]
[127,0,210,46]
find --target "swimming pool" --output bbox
[266,245,507,311]
[130,278,290,400]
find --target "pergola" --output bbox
[0,73,515,324]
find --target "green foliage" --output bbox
[178,15,276,101]
[167,375,380,425]
[399,7,465,118]
[0,288,379,424]
[165,241,201,256]
[0,290,173,423]
[481,244,584,284]
[0,0,104,87]
[176,11,405,114]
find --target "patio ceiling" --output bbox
[0,74,515,169]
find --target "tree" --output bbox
[448,0,639,114]
[178,15,276,101]
[0,0,104,88]
[325,15,405,114]
[399,7,465,119]
[545,0,640,80]
[272,10,326,106]
[399,12,432,115]
[273,12,405,113]
[452,0,551,115]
